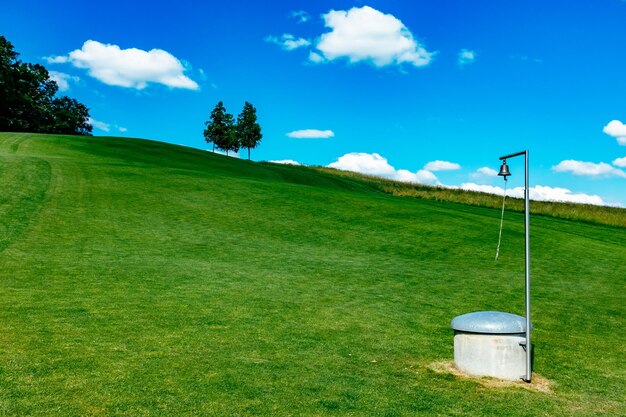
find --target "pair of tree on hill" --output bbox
[204,101,262,160]
[0,35,92,135]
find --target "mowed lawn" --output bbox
[0,132,624,416]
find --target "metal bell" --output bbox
[498,160,511,178]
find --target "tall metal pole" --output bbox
[524,150,531,382]
[499,150,532,382]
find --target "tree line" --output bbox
[204,101,262,160]
[0,35,92,135]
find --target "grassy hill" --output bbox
[1,132,624,416]
[314,167,626,228]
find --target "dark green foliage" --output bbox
[0,36,20,126]
[204,101,262,158]
[204,101,236,154]
[224,122,240,155]
[236,101,262,160]
[0,35,92,135]
[46,96,92,135]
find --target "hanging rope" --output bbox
[495,178,507,260]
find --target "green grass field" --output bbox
[1,132,624,416]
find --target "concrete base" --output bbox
[453,331,526,380]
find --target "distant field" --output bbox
[1,132,625,416]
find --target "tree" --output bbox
[223,124,240,156]
[0,35,92,135]
[48,97,92,135]
[236,101,262,160]
[204,101,235,153]
[0,36,19,129]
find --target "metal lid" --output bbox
[451,311,531,334]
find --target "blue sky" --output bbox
[2,0,625,206]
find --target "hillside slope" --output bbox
[1,133,624,416]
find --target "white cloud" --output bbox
[461,183,606,206]
[287,129,335,138]
[458,49,476,66]
[474,166,498,176]
[325,152,615,206]
[424,160,461,171]
[613,156,626,167]
[415,170,440,185]
[48,40,199,90]
[395,169,439,184]
[327,152,440,185]
[603,120,626,145]
[552,160,626,178]
[290,10,310,23]
[314,6,434,67]
[48,70,79,91]
[88,117,127,134]
[308,51,324,63]
[393,169,418,183]
[477,167,498,176]
[266,34,311,51]
[328,152,395,175]
[325,153,615,204]
[88,117,110,132]
[469,166,498,179]
[267,159,303,166]
[44,55,69,64]
[460,183,502,195]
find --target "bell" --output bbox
[498,160,511,178]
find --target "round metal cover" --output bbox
[451,311,531,334]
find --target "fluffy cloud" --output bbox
[266,34,311,51]
[48,70,79,91]
[552,160,626,178]
[477,167,498,176]
[267,159,303,166]
[327,152,440,185]
[44,55,69,64]
[477,166,498,176]
[324,153,613,204]
[458,49,476,66]
[328,152,395,175]
[613,156,626,167]
[424,160,461,171]
[308,51,324,63]
[88,117,127,133]
[48,40,198,90]
[88,117,110,132]
[469,166,498,179]
[461,183,606,206]
[395,169,439,184]
[286,129,335,138]
[603,120,626,145]
[313,6,434,67]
